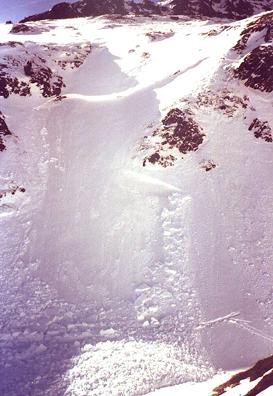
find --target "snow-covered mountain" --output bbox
[169,0,273,20]
[21,0,163,22]
[1,6,273,396]
[20,0,273,23]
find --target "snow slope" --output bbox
[148,371,273,395]
[0,10,273,396]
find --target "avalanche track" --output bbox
[1,12,273,396]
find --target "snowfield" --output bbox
[147,371,273,395]
[1,10,273,396]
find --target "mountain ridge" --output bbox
[20,0,273,22]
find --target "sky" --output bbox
[0,0,74,22]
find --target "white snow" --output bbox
[147,371,273,395]
[0,11,273,396]
[65,340,210,396]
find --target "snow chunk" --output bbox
[65,340,211,396]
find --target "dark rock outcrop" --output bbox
[170,0,273,20]
[249,118,273,142]
[142,108,205,167]
[231,11,273,93]
[0,41,91,99]
[0,71,31,98]
[23,61,65,97]
[10,23,33,33]
[233,45,273,93]
[0,46,63,99]
[234,11,273,52]
[161,108,205,153]
[212,355,273,396]
[10,23,50,34]
[0,112,12,151]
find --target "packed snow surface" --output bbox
[1,11,273,396]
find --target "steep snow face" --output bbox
[1,11,273,396]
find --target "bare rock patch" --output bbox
[141,108,205,168]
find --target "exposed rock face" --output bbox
[10,23,32,34]
[10,23,50,34]
[234,45,273,92]
[212,355,273,396]
[142,108,205,167]
[24,60,64,97]
[129,0,162,15]
[231,11,273,93]
[249,118,273,142]
[170,0,273,20]
[0,112,12,151]
[0,42,64,98]
[0,41,91,99]
[140,81,272,169]
[0,72,31,99]
[234,11,273,52]
[161,108,205,154]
